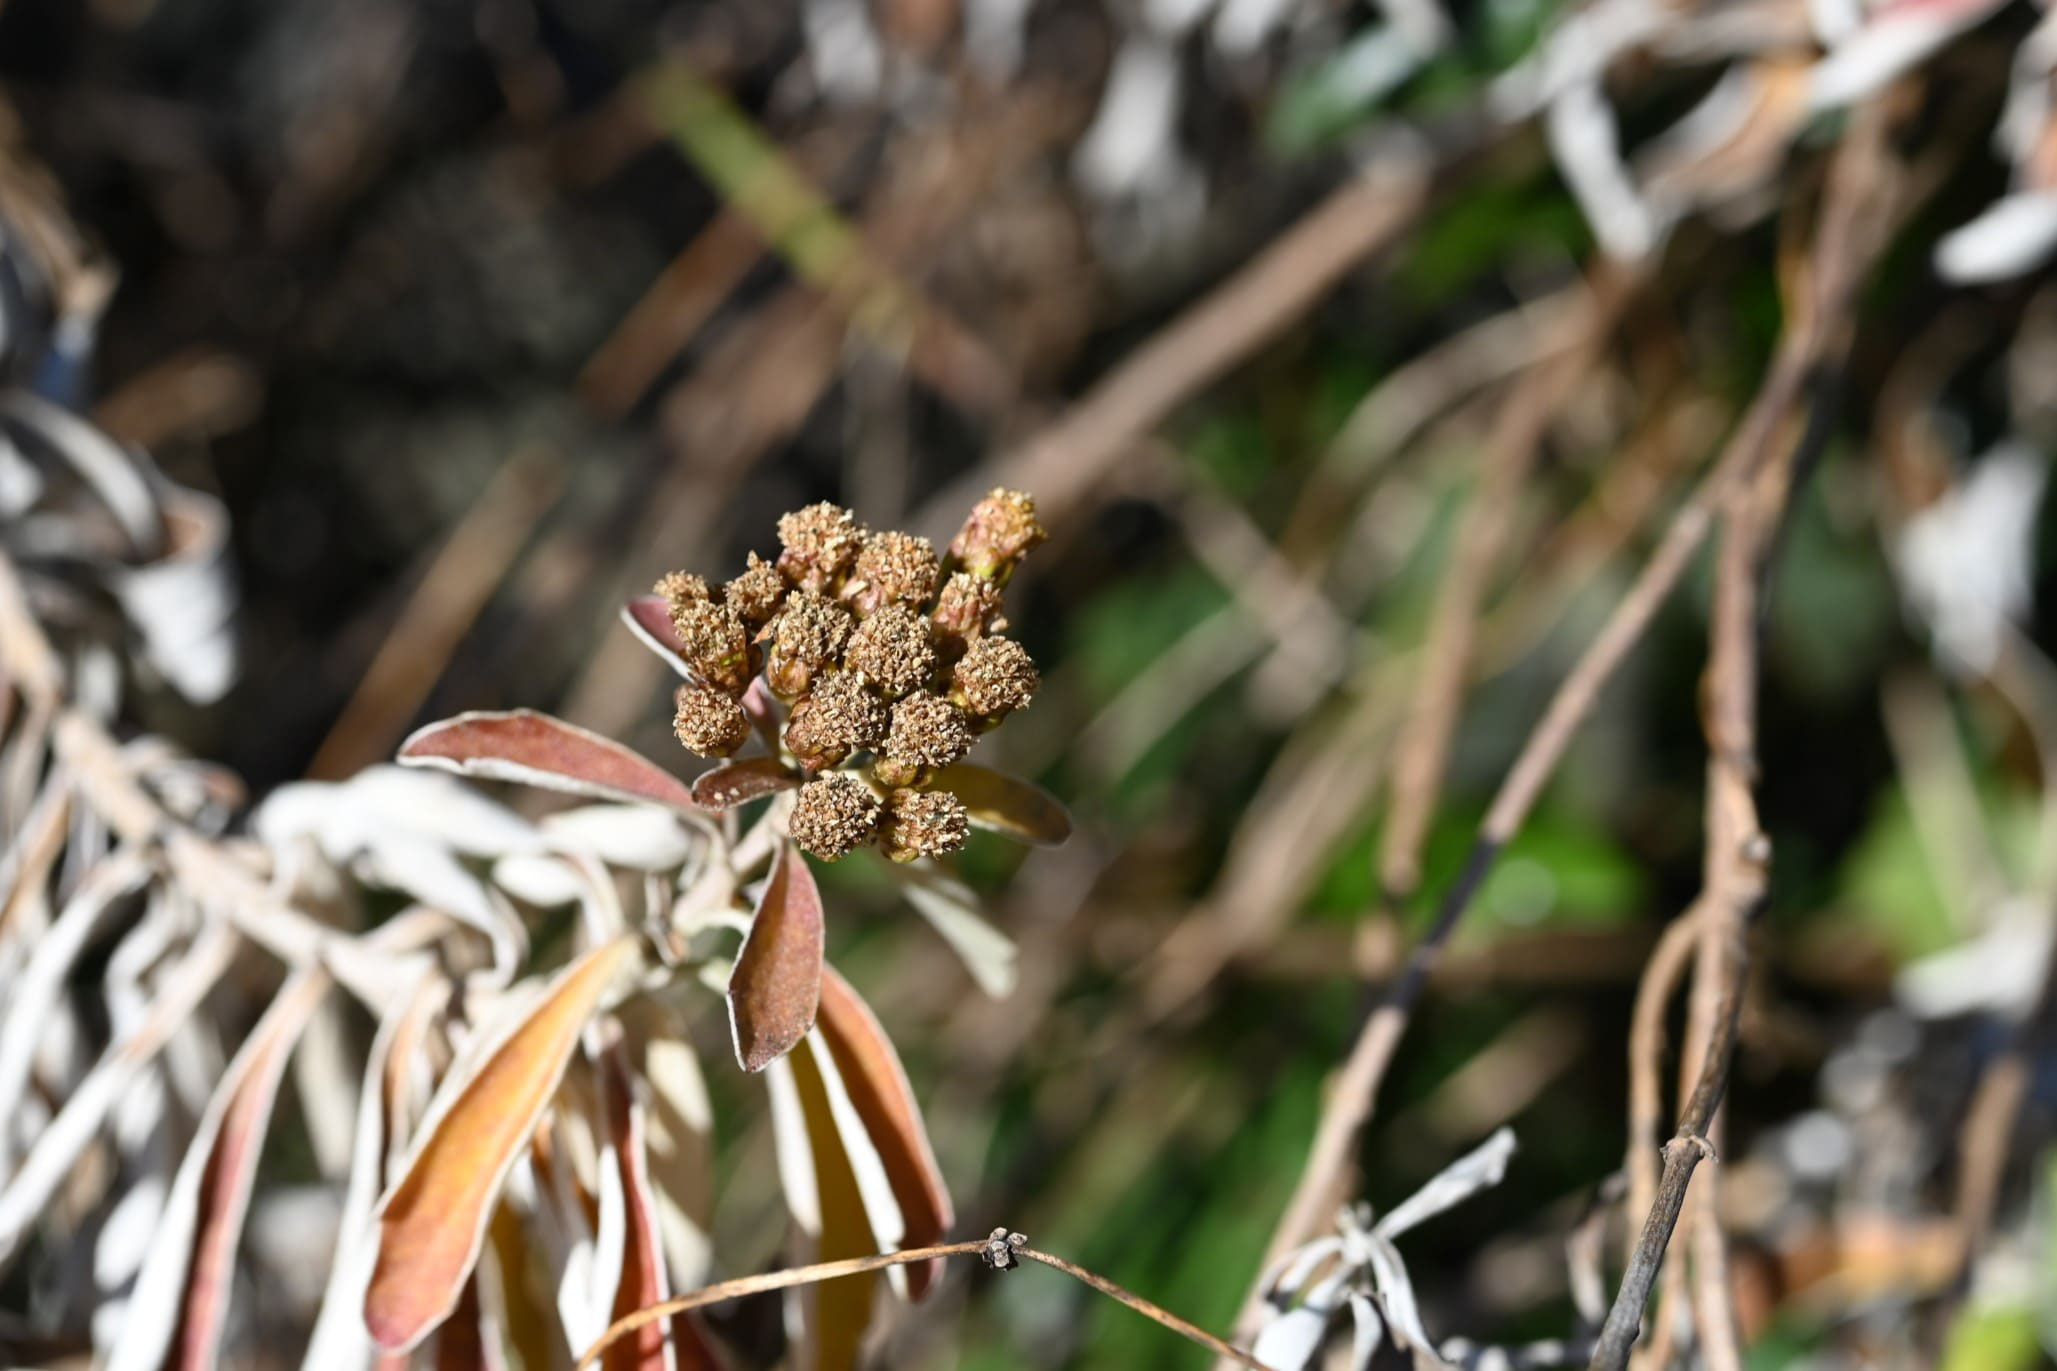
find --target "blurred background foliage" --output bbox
[7,0,2057,1365]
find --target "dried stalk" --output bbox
[575,1237,1279,1371]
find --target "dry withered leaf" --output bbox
[399,709,699,814]
[363,938,637,1352]
[766,1045,875,1371]
[815,966,955,1301]
[726,842,824,1072]
[690,756,803,812]
[107,970,330,1371]
[926,762,1071,846]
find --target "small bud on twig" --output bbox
[880,786,969,861]
[673,683,750,757]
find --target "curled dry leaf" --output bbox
[726,842,824,1072]
[363,938,638,1352]
[690,757,802,812]
[108,969,330,1371]
[926,763,1071,846]
[815,967,955,1301]
[399,710,700,815]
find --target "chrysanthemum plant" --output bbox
[368,490,1068,1365]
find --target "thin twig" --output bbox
[573,1238,1279,1371]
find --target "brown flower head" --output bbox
[655,571,712,609]
[844,603,937,699]
[845,530,940,617]
[673,683,749,757]
[672,600,753,695]
[789,774,882,861]
[724,552,787,630]
[931,572,1005,659]
[880,787,969,862]
[776,502,864,593]
[948,488,1044,582]
[766,591,853,698]
[953,635,1038,722]
[875,691,973,786]
[783,671,887,770]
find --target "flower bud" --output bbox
[879,788,969,862]
[951,635,1038,724]
[673,683,750,757]
[874,691,973,787]
[931,572,1004,661]
[947,488,1043,582]
[655,571,712,609]
[766,591,853,699]
[724,552,788,630]
[844,603,937,700]
[844,530,940,617]
[783,672,887,771]
[775,502,864,593]
[672,600,753,695]
[790,774,882,861]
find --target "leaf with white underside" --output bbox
[619,998,714,1291]
[622,596,695,678]
[726,843,824,1072]
[765,1042,875,1371]
[814,967,954,1301]
[363,939,637,1352]
[108,970,330,1371]
[893,862,1018,997]
[399,710,700,814]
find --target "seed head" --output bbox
[846,530,940,617]
[673,683,749,757]
[776,502,864,593]
[875,691,973,785]
[931,572,1005,659]
[845,603,937,699]
[783,672,887,770]
[767,591,854,698]
[789,774,882,861]
[948,488,1044,582]
[880,787,969,862]
[655,571,712,608]
[672,600,752,695]
[725,552,788,630]
[953,635,1038,721]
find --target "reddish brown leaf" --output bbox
[399,710,698,813]
[622,597,695,679]
[770,1046,875,1371]
[726,843,824,1072]
[814,968,955,1301]
[927,763,1070,846]
[365,939,637,1352]
[602,1045,728,1371]
[690,757,802,812]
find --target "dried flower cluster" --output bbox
[662,490,1044,862]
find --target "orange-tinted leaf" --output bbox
[815,968,954,1301]
[109,970,329,1371]
[400,711,698,813]
[622,597,695,679]
[690,757,801,812]
[365,939,637,1351]
[926,764,1070,846]
[726,844,823,1072]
